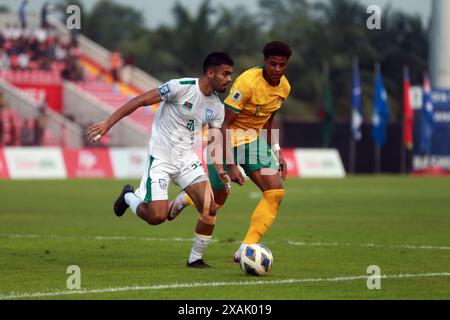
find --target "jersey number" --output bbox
[187,119,195,132]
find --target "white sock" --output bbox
[178,191,188,206]
[188,233,212,264]
[124,192,141,215]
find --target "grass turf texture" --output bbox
[0,176,449,300]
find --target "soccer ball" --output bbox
[239,244,273,276]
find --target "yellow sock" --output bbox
[185,194,194,207]
[243,189,285,245]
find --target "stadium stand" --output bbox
[0,11,161,147]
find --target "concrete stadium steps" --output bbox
[73,80,154,129]
[74,56,157,130]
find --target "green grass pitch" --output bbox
[0,176,449,300]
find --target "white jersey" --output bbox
[148,78,224,163]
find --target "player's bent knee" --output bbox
[142,207,167,225]
[200,214,216,226]
[200,206,217,225]
[147,215,166,225]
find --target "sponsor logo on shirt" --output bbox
[158,83,170,97]
[159,179,168,190]
[205,109,214,121]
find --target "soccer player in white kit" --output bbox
[86,52,234,268]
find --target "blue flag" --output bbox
[351,60,363,141]
[419,76,435,154]
[372,69,390,146]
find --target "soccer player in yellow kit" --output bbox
[169,41,292,262]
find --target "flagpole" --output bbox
[374,62,381,174]
[401,65,407,174]
[401,134,407,173]
[322,61,330,148]
[349,57,358,174]
[349,135,355,174]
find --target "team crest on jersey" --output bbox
[205,109,214,121]
[231,90,243,103]
[158,83,170,97]
[158,179,168,190]
[255,105,261,116]
[183,101,193,111]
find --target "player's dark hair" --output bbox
[203,52,234,74]
[263,41,292,59]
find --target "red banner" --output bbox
[0,149,9,179]
[63,149,114,178]
[403,67,414,149]
[282,149,300,177]
[13,83,62,113]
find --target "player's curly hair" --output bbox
[263,41,292,59]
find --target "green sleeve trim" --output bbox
[144,156,155,202]
[179,80,196,85]
[225,103,241,114]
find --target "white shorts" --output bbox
[134,154,207,202]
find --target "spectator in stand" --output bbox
[9,53,19,70]
[1,20,83,74]
[19,0,28,30]
[54,41,67,61]
[18,51,30,70]
[2,23,13,40]
[70,28,79,49]
[46,35,57,60]
[11,24,22,41]
[38,42,52,71]
[7,113,17,146]
[110,49,122,83]
[35,105,48,146]
[59,123,68,147]
[0,49,10,70]
[122,53,135,85]
[0,93,5,145]
[25,34,39,53]
[2,39,12,55]
[35,28,48,44]
[20,118,35,146]
[69,43,81,59]
[0,115,3,146]
[41,2,51,30]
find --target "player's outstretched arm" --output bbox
[221,109,246,185]
[86,89,161,143]
[264,111,288,180]
[209,127,232,193]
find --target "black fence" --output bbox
[281,120,411,174]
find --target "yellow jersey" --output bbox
[224,66,291,147]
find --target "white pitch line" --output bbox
[93,236,198,242]
[2,234,199,243]
[1,272,449,300]
[287,241,450,251]
[2,234,450,251]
